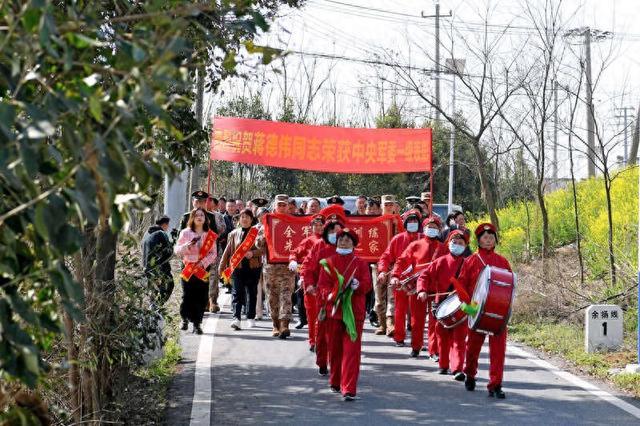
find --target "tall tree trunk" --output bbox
[603,177,617,286]
[628,102,639,165]
[524,200,532,260]
[93,219,118,404]
[76,225,97,422]
[471,140,500,228]
[537,178,550,258]
[567,135,585,285]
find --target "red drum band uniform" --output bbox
[185,188,517,402]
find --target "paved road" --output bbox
[165,294,640,425]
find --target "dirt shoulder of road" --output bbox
[508,246,640,399]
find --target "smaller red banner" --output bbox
[263,213,403,263]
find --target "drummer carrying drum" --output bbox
[454,223,512,399]
[416,229,469,380]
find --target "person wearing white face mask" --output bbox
[375,209,424,337]
[416,230,469,380]
[301,212,346,376]
[317,228,372,401]
[390,216,447,359]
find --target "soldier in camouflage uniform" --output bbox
[255,194,296,339]
[374,194,401,337]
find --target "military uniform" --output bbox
[374,194,401,336]
[255,194,296,338]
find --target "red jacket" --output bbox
[317,253,372,321]
[290,234,321,263]
[416,253,465,303]
[392,237,447,279]
[457,248,512,304]
[301,239,336,288]
[377,231,424,272]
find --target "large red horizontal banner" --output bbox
[211,117,432,174]
[263,213,404,263]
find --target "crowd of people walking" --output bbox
[142,190,512,401]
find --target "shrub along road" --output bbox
[165,295,640,425]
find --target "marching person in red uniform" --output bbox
[289,214,326,350]
[457,223,512,399]
[376,209,424,337]
[391,216,447,358]
[416,230,469,379]
[301,214,345,374]
[317,228,372,401]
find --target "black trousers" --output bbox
[180,276,209,325]
[295,276,307,323]
[232,267,261,320]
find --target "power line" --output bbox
[273,46,436,73]
[309,0,640,41]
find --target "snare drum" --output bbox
[468,266,516,335]
[435,294,467,329]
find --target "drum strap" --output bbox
[447,258,465,294]
[476,253,487,267]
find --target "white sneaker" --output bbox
[246,319,255,329]
[230,319,241,330]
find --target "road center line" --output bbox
[508,344,640,420]
[189,292,231,426]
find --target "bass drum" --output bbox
[435,293,467,329]
[468,266,516,335]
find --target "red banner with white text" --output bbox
[263,213,404,263]
[211,117,432,174]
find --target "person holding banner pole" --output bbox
[289,214,326,349]
[218,209,263,330]
[302,216,345,375]
[391,216,447,359]
[255,195,297,339]
[376,207,424,337]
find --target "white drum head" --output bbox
[436,294,461,319]
[469,266,491,327]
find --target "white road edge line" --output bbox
[189,292,231,426]
[508,344,640,419]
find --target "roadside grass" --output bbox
[509,321,640,398]
[116,285,183,425]
[136,332,182,384]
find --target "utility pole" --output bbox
[447,73,456,213]
[434,1,440,122]
[563,27,613,178]
[163,68,206,226]
[422,2,452,123]
[626,147,640,373]
[553,79,559,182]
[584,30,596,177]
[615,106,634,164]
[445,58,465,214]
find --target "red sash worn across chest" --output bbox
[181,230,218,281]
[221,227,259,282]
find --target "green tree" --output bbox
[0,1,300,422]
[430,119,492,214]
